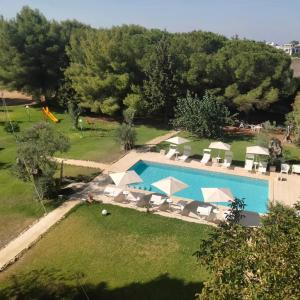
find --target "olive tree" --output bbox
[14,122,70,199]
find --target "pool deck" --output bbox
[107,150,300,208]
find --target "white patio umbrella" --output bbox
[209,141,231,157]
[165,136,190,145]
[246,146,269,156]
[209,141,231,151]
[152,176,188,197]
[109,170,142,187]
[201,188,233,203]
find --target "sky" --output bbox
[0,0,299,43]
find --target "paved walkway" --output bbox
[52,157,109,170]
[0,200,80,271]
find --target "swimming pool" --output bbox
[129,160,269,214]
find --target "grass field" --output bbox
[0,204,212,299]
[0,104,168,246]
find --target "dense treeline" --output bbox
[0,6,298,122]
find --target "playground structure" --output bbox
[42,106,59,123]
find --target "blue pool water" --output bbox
[129,160,269,214]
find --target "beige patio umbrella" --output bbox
[246,146,269,156]
[246,146,269,165]
[109,170,142,187]
[165,136,190,145]
[201,188,234,203]
[152,176,188,197]
[209,141,231,157]
[209,141,231,151]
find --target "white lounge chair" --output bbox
[292,164,300,174]
[281,163,290,174]
[126,191,144,202]
[244,154,254,171]
[217,209,231,222]
[165,145,177,159]
[244,159,254,171]
[201,149,211,164]
[223,151,233,168]
[149,194,166,206]
[103,185,125,202]
[178,145,191,162]
[197,206,212,218]
[104,186,123,197]
[258,161,268,174]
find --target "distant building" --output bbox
[266,42,300,56]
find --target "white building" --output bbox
[267,42,300,56]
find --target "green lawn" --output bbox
[0,204,212,300]
[0,105,168,246]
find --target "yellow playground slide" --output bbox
[42,107,59,123]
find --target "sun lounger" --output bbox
[292,164,300,174]
[149,194,167,206]
[223,151,233,168]
[201,149,211,164]
[196,206,212,218]
[103,185,125,202]
[258,161,268,174]
[166,148,177,159]
[178,146,191,162]
[281,163,290,174]
[244,154,254,171]
[104,186,123,197]
[126,191,144,202]
[244,159,254,171]
[170,200,189,211]
[217,209,231,222]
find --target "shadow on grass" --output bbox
[0,162,12,169]
[223,133,253,143]
[0,268,204,300]
[63,171,101,183]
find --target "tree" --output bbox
[0,7,85,102]
[207,40,296,112]
[286,92,300,144]
[14,122,70,199]
[57,79,82,129]
[115,123,136,151]
[115,108,137,151]
[194,201,300,300]
[143,34,179,123]
[65,25,151,116]
[173,91,231,138]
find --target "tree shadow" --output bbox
[0,108,13,112]
[1,98,35,106]
[0,268,204,300]
[63,171,101,183]
[222,133,253,143]
[0,161,12,169]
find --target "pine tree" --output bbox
[143,34,178,123]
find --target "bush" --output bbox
[173,91,231,138]
[4,121,20,133]
[116,123,136,151]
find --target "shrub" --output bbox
[4,121,20,133]
[173,91,231,138]
[116,123,136,151]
